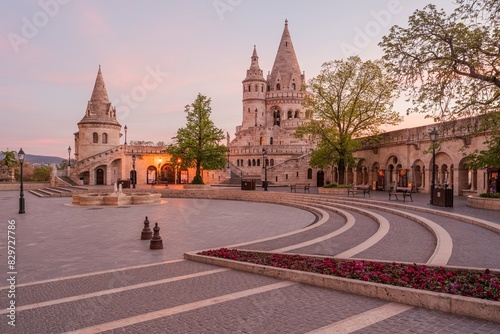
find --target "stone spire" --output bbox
[267,20,304,92]
[244,45,264,81]
[79,66,120,125]
[90,65,110,112]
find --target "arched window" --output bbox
[294,110,299,118]
[93,132,98,143]
[260,137,264,145]
[273,110,281,126]
[291,83,296,90]
[307,168,313,179]
[267,85,270,92]
[287,110,293,119]
[270,159,275,167]
[248,159,251,167]
[252,159,256,166]
[276,83,281,90]
[102,133,108,144]
[255,84,258,92]
[270,137,274,145]
[257,159,260,167]
[261,85,264,92]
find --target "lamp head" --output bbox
[429,128,439,142]
[18,148,25,163]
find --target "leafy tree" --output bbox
[167,94,227,184]
[32,166,51,182]
[380,3,499,122]
[129,140,155,146]
[296,56,401,184]
[1,150,17,168]
[455,0,499,22]
[467,135,500,169]
[380,2,500,168]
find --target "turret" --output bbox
[74,66,122,160]
[242,46,266,129]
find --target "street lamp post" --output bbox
[429,128,439,205]
[132,154,136,189]
[263,148,268,191]
[177,158,182,184]
[67,146,71,167]
[18,148,25,214]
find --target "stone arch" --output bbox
[147,166,157,184]
[372,162,384,190]
[412,159,425,190]
[431,152,453,188]
[95,165,106,185]
[458,157,476,194]
[294,110,300,118]
[160,164,175,184]
[385,154,404,188]
[355,159,369,185]
[287,110,293,119]
[272,107,281,126]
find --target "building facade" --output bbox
[227,20,320,185]
[68,22,497,195]
[69,67,190,187]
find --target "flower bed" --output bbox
[198,248,500,301]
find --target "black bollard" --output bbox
[150,222,163,250]
[141,216,153,240]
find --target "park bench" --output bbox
[348,184,371,197]
[388,184,414,202]
[290,183,310,193]
[396,186,414,202]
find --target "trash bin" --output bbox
[118,179,130,189]
[445,185,453,207]
[433,187,445,207]
[241,180,255,190]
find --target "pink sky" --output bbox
[1,1,455,158]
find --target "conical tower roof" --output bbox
[78,66,120,126]
[243,45,265,82]
[90,65,110,110]
[268,20,304,92]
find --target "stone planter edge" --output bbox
[467,195,500,211]
[184,252,500,324]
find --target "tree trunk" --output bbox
[338,159,346,184]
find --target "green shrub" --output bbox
[479,192,500,199]
[322,183,351,188]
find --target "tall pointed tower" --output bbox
[230,20,313,184]
[74,66,121,161]
[266,19,307,128]
[267,19,305,94]
[242,45,267,129]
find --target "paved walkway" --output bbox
[0,187,499,333]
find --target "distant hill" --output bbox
[0,153,64,165]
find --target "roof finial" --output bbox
[285,19,288,26]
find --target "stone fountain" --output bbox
[72,183,161,206]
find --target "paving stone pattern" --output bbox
[0,188,499,333]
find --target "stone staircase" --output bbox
[29,186,88,198]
